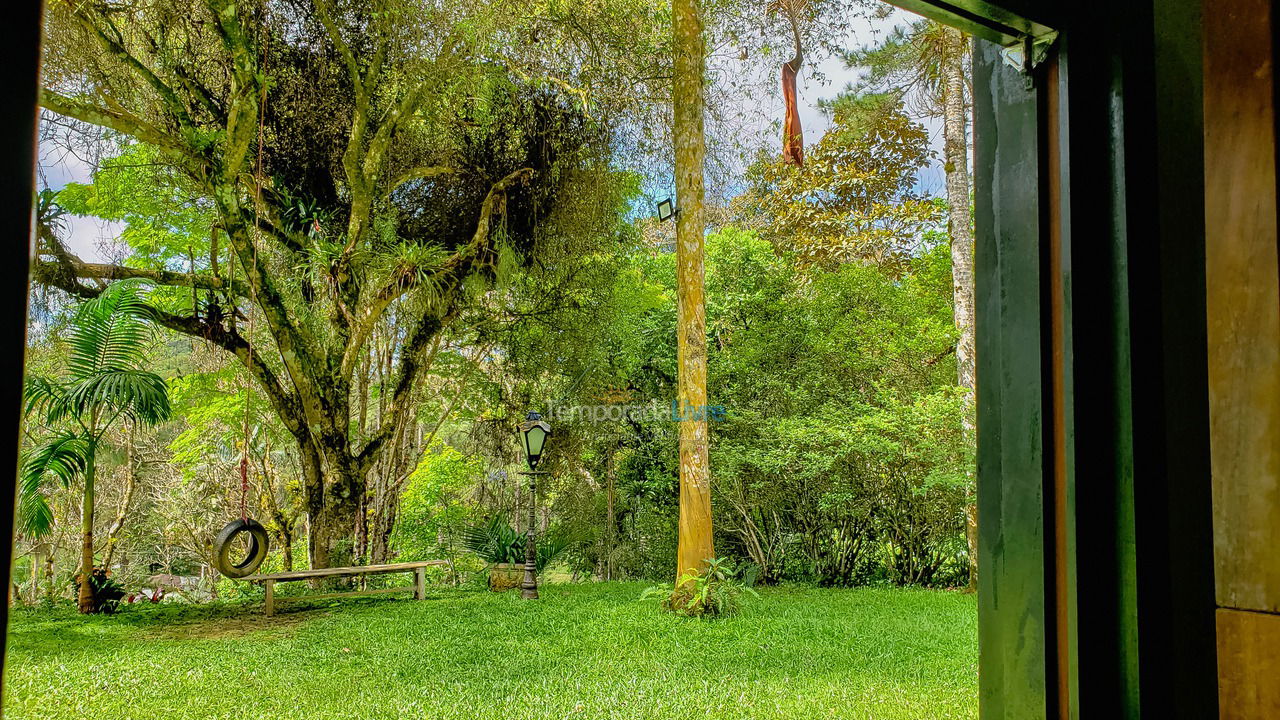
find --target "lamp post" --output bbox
[519,412,551,600]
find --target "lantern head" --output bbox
[520,411,552,470]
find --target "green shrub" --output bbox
[459,516,572,573]
[74,568,126,614]
[391,443,482,563]
[641,557,758,618]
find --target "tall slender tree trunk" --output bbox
[939,26,978,592]
[29,549,39,605]
[357,350,370,440]
[78,447,97,614]
[259,453,295,571]
[101,425,137,570]
[673,0,714,583]
[44,550,55,603]
[605,446,616,581]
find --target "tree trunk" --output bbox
[257,452,295,571]
[44,551,55,603]
[101,425,138,570]
[301,440,330,570]
[606,447,616,581]
[29,549,39,605]
[357,349,370,440]
[673,0,714,583]
[370,414,413,564]
[355,490,368,566]
[78,448,96,614]
[940,25,978,593]
[280,526,294,571]
[325,456,365,566]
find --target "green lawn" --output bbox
[4,582,977,719]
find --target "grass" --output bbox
[4,582,977,719]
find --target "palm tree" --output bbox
[848,21,977,591]
[21,280,171,613]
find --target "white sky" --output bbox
[38,6,941,264]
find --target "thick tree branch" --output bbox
[45,259,250,299]
[204,0,260,180]
[313,0,366,101]
[356,310,450,475]
[216,200,324,379]
[339,168,534,380]
[31,259,305,438]
[39,90,191,157]
[381,166,460,201]
[74,10,199,139]
[174,64,228,124]
[339,82,430,261]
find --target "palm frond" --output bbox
[64,370,172,426]
[19,430,91,537]
[23,375,74,425]
[460,516,525,565]
[535,529,573,573]
[67,280,156,379]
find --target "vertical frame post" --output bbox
[973,37,1049,719]
[0,1,44,707]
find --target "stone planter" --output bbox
[489,563,524,592]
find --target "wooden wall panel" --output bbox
[1216,609,1280,718]
[1204,0,1280,717]
[1204,0,1280,616]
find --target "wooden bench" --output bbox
[249,560,449,616]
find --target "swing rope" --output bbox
[239,10,271,525]
[212,8,274,580]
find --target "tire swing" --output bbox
[212,426,270,578]
[214,28,271,581]
[214,516,270,578]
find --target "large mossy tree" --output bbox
[35,0,624,568]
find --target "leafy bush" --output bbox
[642,558,759,618]
[460,516,571,573]
[74,568,126,614]
[460,516,525,565]
[391,443,481,563]
[577,231,972,589]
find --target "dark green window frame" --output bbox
[888,0,1219,717]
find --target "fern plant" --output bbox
[641,557,760,618]
[21,280,171,613]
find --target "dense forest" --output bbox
[17,0,974,608]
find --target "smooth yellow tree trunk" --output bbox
[673,0,714,583]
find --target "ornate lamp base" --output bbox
[520,470,546,600]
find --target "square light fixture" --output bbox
[656,198,678,222]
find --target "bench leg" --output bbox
[415,567,425,601]
[265,579,275,617]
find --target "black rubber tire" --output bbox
[213,518,270,578]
